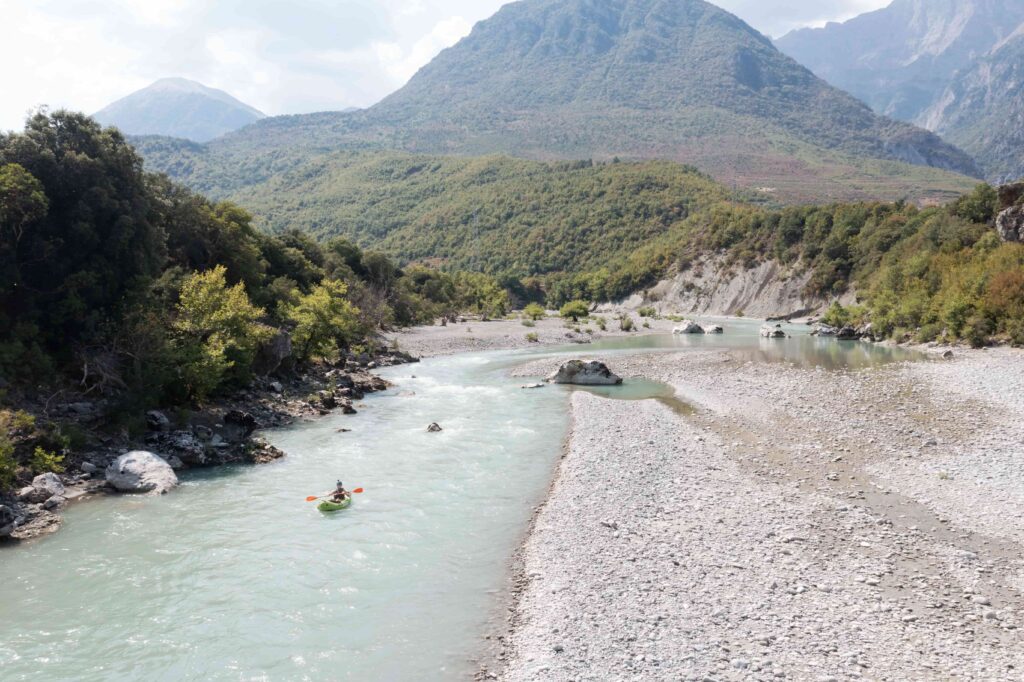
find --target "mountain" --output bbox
[776,0,1024,122]
[136,0,980,204]
[94,78,265,142]
[921,29,1024,183]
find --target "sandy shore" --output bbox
[394,322,1024,679]
[386,315,684,357]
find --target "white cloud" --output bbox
[0,0,892,132]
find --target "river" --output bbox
[0,322,918,681]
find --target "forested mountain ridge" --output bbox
[134,0,981,203]
[776,0,1024,181]
[94,78,265,143]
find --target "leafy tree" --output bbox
[285,280,363,361]
[0,163,48,245]
[454,272,510,319]
[173,266,271,400]
[560,300,590,322]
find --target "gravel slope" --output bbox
[488,348,1024,681]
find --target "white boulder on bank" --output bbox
[548,360,623,386]
[105,451,178,494]
[673,320,704,334]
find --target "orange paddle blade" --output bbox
[353,488,364,494]
[306,496,319,502]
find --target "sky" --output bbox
[0,0,891,131]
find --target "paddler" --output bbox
[330,480,350,503]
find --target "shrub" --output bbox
[525,332,539,343]
[30,446,64,475]
[638,306,657,318]
[560,300,590,322]
[643,321,651,328]
[521,319,536,327]
[593,316,607,331]
[619,314,635,332]
[523,303,546,321]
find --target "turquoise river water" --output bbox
[0,321,919,681]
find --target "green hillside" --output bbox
[130,138,1021,348]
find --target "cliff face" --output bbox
[777,0,1024,124]
[921,31,1024,183]
[627,258,843,319]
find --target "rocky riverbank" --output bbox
[483,346,1024,680]
[0,353,411,543]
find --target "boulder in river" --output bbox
[105,451,178,494]
[673,320,704,334]
[703,325,724,334]
[547,360,623,386]
[760,324,787,339]
[427,423,443,433]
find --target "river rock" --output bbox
[164,430,207,466]
[704,325,724,334]
[24,472,65,503]
[146,410,171,432]
[427,422,443,433]
[996,205,1024,243]
[811,324,838,337]
[42,495,66,511]
[105,451,178,494]
[760,324,787,338]
[0,504,17,537]
[547,360,623,385]
[221,410,257,443]
[673,320,704,334]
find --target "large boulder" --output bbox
[703,325,724,334]
[105,451,178,494]
[673,320,704,334]
[547,360,623,386]
[760,324,787,339]
[811,324,838,337]
[996,205,1024,243]
[24,472,65,503]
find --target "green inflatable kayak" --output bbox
[317,496,352,513]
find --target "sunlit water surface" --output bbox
[0,321,920,681]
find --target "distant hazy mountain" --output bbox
[777,0,1024,180]
[136,0,979,204]
[922,29,1024,183]
[94,78,265,142]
